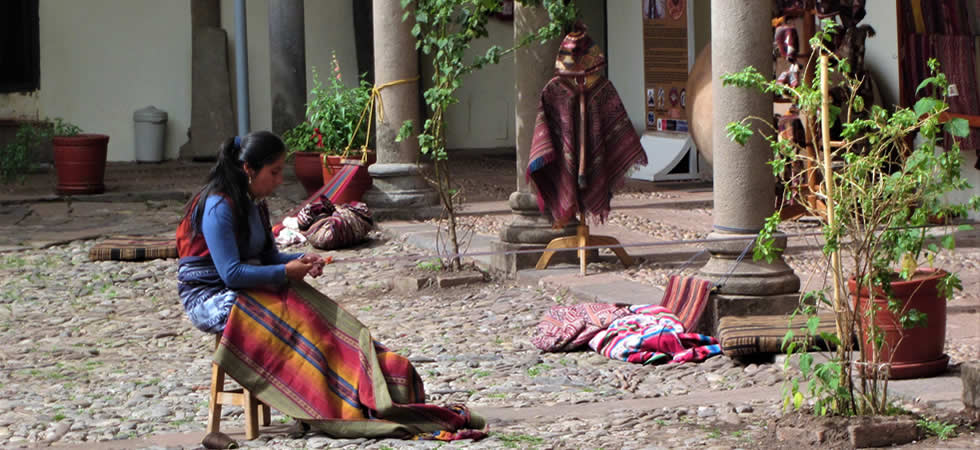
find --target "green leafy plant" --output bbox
[0,118,81,184]
[401,0,578,270]
[304,54,373,156]
[282,121,316,156]
[724,20,979,416]
[917,417,957,440]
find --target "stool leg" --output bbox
[207,363,224,434]
[243,389,259,440]
[259,402,271,426]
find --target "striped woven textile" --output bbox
[88,235,178,261]
[717,312,839,357]
[214,280,486,440]
[660,275,713,332]
[588,305,721,364]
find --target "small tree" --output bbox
[400,0,577,270]
[723,21,978,416]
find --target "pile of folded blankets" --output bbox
[273,194,374,250]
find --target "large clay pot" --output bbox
[53,134,109,195]
[849,269,949,379]
[320,154,345,183]
[293,151,324,196]
[687,45,712,169]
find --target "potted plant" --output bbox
[283,121,323,196]
[307,55,373,184]
[723,20,978,416]
[285,55,373,196]
[48,119,109,195]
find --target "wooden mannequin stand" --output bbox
[533,72,633,276]
[535,212,634,275]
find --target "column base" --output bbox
[698,231,801,296]
[697,292,803,336]
[964,361,980,421]
[498,191,577,244]
[362,163,439,219]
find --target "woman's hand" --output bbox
[300,253,326,278]
[285,259,313,280]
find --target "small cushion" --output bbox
[718,312,838,357]
[88,235,178,261]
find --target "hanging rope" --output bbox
[342,76,421,163]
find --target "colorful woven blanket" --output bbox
[89,235,178,261]
[588,305,721,365]
[531,303,632,352]
[214,280,486,440]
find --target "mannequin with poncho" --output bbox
[527,25,648,275]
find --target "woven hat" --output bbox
[555,24,606,76]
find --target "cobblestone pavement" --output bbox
[0,154,977,449]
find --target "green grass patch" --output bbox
[494,432,545,448]
[918,418,957,440]
[526,363,552,377]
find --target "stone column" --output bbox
[362,0,438,218]
[699,0,800,332]
[180,0,235,161]
[491,3,578,275]
[268,0,306,135]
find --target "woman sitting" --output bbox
[176,131,485,440]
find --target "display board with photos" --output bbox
[642,0,689,132]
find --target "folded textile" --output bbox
[304,202,374,250]
[89,235,178,261]
[717,312,838,357]
[660,275,713,332]
[531,302,633,352]
[588,305,721,364]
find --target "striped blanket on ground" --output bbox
[88,235,178,261]
[214,280,486,440]
[588,305,721,365]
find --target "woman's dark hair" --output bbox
[183,131,286,245]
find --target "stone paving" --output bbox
[0,153,977,449]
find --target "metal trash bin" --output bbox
[133,106,168,162]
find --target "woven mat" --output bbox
[88,235,178,261]
[718,312,839,357]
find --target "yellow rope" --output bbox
[342,76,421,162]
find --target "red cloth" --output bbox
[526,76,647,227]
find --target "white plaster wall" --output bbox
[606,0,646,135]
[0,92,41,119]
[863,0,900,107]
[441,19,516,150]
[33,0,192,161]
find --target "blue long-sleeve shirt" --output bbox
[202,195,302,288]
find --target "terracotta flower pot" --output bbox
[293,151,324,196]
[850,268,949,379]
[53,134,109,195]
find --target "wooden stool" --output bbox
[208,336,270,440]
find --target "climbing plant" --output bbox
[399,0,577,270]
